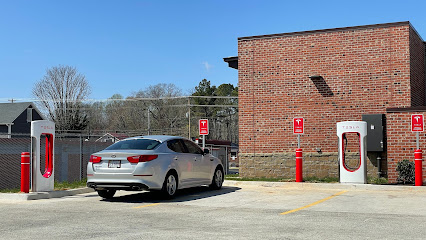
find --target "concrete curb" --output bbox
[2,181,425,201]
[223,180,426,192]
[0,188,95,201]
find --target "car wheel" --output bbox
[97,189,116,199]
[210,167,224,190]
[161,172,178,199]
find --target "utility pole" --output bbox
[147,108,151,135]
[188,97,191,139]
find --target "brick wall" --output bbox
[386,111,426,183]
[240,152,378,179]
[238,22,425,180]
[409,26,426,106]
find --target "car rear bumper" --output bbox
[87,182,149,191]
[86,173,164,191]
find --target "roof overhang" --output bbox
[223,56,238,70]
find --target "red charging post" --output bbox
[412,114,424,186]
[21,152,30,193]
[296,148,303,182]
[415,149,423,186]
[293,117,304,182]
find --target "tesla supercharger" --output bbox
[337,121,367,184]
[31,120,55,192]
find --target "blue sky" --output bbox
[1,0,425,101]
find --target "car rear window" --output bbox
[105,139,161,150]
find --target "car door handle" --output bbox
[193,157,197,161]
[174,156,178,160]
[210,158,214,161]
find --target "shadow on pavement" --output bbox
[99,186,241,203]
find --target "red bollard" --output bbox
[21,152,30,193]
[415,149,423,186]
[296,148,303,182]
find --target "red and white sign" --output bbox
[199,119,209,135]
[293,117,304,134]
[411,114,424,132]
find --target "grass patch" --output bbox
[226,174,389,185]
[226,175,290,182]
[225,174,291,182]
[0,188,21,193]
[225,174,239,179]
[54,178,87,190]
[367,177,388,185]
[303,176,339,183]
[233,177,292,182]
[0,178,88,193]
[225,174,339,183]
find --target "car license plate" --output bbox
[108,160,121,168]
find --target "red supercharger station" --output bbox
[411,114,424,186]
[293,117,304,182]
[21,152,30,193]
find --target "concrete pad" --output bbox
[224,180,426,192]
[0,188,94,201]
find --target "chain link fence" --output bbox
[0,136,31,190]
[0,96,239,191]
[0,131,235,191]
[80,96,239,143]
[0,133,113,190]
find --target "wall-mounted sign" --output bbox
[293,117,304,134]
[411,114,424,132]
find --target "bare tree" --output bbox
[104,94,144,132]
[33,65,91,131]
[85,101,106,132]
[215,84,238,142]
[131,83,185,134]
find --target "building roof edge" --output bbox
[238,21,411,41]
[408,22,424,42]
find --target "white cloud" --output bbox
[202,61,213,72]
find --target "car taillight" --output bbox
[139,155,158,162]
[127,156,140,163]
[127,155,158,163]
[90,155,102,163]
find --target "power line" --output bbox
[0,95,238,103]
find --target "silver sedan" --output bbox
[87,135,224,199]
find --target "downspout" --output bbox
[7,123,13,138]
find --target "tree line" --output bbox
[32,65,238,143]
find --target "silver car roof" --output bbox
[123,135,186,143]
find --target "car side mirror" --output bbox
[203,149,210,155]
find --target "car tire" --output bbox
[210,167,224,190]
[161,172,178,199]
[97,189,116,199]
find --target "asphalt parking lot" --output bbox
[1,181,426,239]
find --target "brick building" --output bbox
[224,22,426,183]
